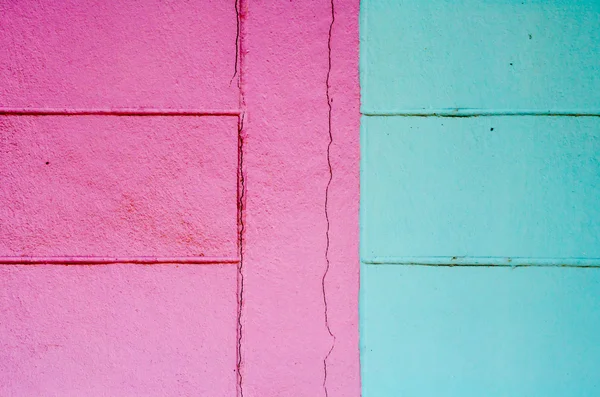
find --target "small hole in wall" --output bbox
[45,161,50,165]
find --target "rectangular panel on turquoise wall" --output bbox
[360,265,600,396]
[361,116,600,266]
[360,0,600,113]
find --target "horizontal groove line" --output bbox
[0,108,241,117]
[0,256,240,265]
[363,256,600,268]
[362,109,600,117]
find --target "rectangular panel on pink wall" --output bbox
[0,265,238,396]
[0,0,238,109]
[0,115,238,259]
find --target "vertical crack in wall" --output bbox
[230,0,240,86]
[235,0,246,396]
[322,0,336,396]
[236,114,246,397]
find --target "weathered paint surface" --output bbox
[1,0,360,396]
[0,115,238,259]
[242,1,360,396]
[0,0,238,109]
[362,116,600,264]
[361,0,600,113]
[361,0,600,395]
[1,1,240,395]
[362,266,600,396]
[0,265,238,396]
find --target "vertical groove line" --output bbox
[236,114,245,397]
[231,0,240,86]
[323,0,336,396]
[235,0,246,396]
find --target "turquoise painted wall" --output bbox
[360,1,600,395]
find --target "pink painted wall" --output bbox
[0,0,238,109]
[241,1,360,395]
[1,116,238,259]
[0,265,238,396]
[1,1,240,395]
[1,0,359,395]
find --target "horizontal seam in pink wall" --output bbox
[0,256,240,265]
[0,108,241,117]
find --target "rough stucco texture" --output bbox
[0,0,360,395]
[0,116,238,258]
[0,0,238,109]
[242,1,360,396]
[1,0,239,395]
[0,265,238,396]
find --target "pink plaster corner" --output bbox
[0,265,238,396]
[241,0,360,395]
